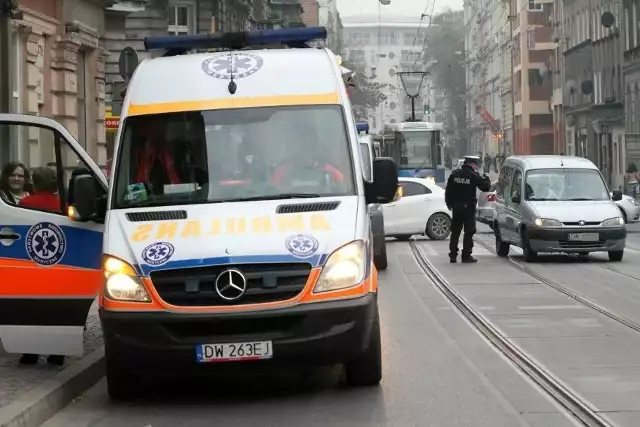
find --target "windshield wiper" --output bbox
[568,198,594,201]
[228,193,322,202]
[120,198,212,209]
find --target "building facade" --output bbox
[4,0,109,169]
[341,15,435,134]
[464,0,512,156]
[562,0,625,188]
[623,0,640,179]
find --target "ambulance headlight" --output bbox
[103,255,151,302]
[314,241,366,293]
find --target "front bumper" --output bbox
[526,226,626,253]
[100,293,378,376]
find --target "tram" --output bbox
[380,121,445,184]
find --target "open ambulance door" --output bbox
[0,114,106,356]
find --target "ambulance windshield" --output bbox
[111,105,355,208]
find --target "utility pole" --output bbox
[396,70,430,122]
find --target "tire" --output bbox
[609,250,624,262]
[619,207,628,224]
[495,226,510,257]
[425,212,451,240]
[521,230,537,262]
[345,311,382,387]
[374,243,388,271]
[106,357,139,401]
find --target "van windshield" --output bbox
[112,105,355,209]
[524,168,610,201]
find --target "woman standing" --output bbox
[0,162,31,204]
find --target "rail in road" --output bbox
[409,239,615,427]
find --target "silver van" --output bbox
[493,155,626,262]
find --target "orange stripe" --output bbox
[101,267,374,312]
[126,92,340,116]
[0,263,101,297]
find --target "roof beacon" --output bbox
[356,123,369,134]
[144,26,328,54]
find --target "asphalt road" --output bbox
[41,242,579,427]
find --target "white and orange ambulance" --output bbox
[0,26,398,399]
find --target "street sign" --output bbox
[118,47,139,80]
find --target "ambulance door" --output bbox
[0,114,106,356]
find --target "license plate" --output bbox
[568,233,599,242]
[196,341,273,363]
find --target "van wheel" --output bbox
[495,227,510,257]
[106,359,139,401]
[345,312,382,387]
[374,244,388,271]
[521,232,537,262]
[426,213,451,240]
[609,250,624,262]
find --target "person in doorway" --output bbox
[0,162,31,204]
[19,166,61,212]
[445,155,491,263]
[134,119,181,194]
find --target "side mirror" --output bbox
[612,189,623,201]
[68,174,104,222]
[366,157,398,204]
[511,193,521,204]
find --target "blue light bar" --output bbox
[145,26,328,51]
[356,123,369,134]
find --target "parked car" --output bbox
[613,192,640,223]
[477,181,498,229]
[383,177,452,241]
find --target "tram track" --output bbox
[409,239,616,427]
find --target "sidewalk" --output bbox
[0,303,105,427]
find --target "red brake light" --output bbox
[487,193,496,202]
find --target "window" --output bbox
[112,105,355,209]
[496,165,513,196]
[359,142,372,181]
[0,123,103,216]
[528,0,542,11]
[399,181,431,196]
[527,29,536,48]
[168,2,194,35]
[510,169,522,201]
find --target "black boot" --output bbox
[47,355,65,366]
[19,354,39,365]
[461,255,478,263]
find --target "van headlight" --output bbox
[314,240,366,293]
[602,217,625,227]
[103,255,151,302]
[534,218,562,227]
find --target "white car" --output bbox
[477,181,498,229]
[613,192,640,223]
[383,177,452,241]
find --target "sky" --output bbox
[336,0,464,19]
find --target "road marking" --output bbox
[517,305,583,310]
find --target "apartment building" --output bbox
[623,0,640,176]
[341,15,434,134]
[3,0,110,167]
[562,0,624,188]
[464,0,512,156]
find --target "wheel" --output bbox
[619,207,628,224]
[345,311,382,387]
[396,235,412,241]
[105,355,139,401]
[495,226,510,257]
[374,243,388,271]
[521,231,537,262]
[425,212,451,240]
[609,250,624,262]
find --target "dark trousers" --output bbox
[449,204,476,259]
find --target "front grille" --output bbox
[562,221,600,226]
[126,210,187,222]
[558,240,606,248]
[149,263,312,306]
[276,201,340,214]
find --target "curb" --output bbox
[0,346,105,427]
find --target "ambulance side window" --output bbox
[0,123,103,216]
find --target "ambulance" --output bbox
[0,26,398,399]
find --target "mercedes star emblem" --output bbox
[215,269,247,301]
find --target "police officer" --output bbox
[445,155,492,263]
